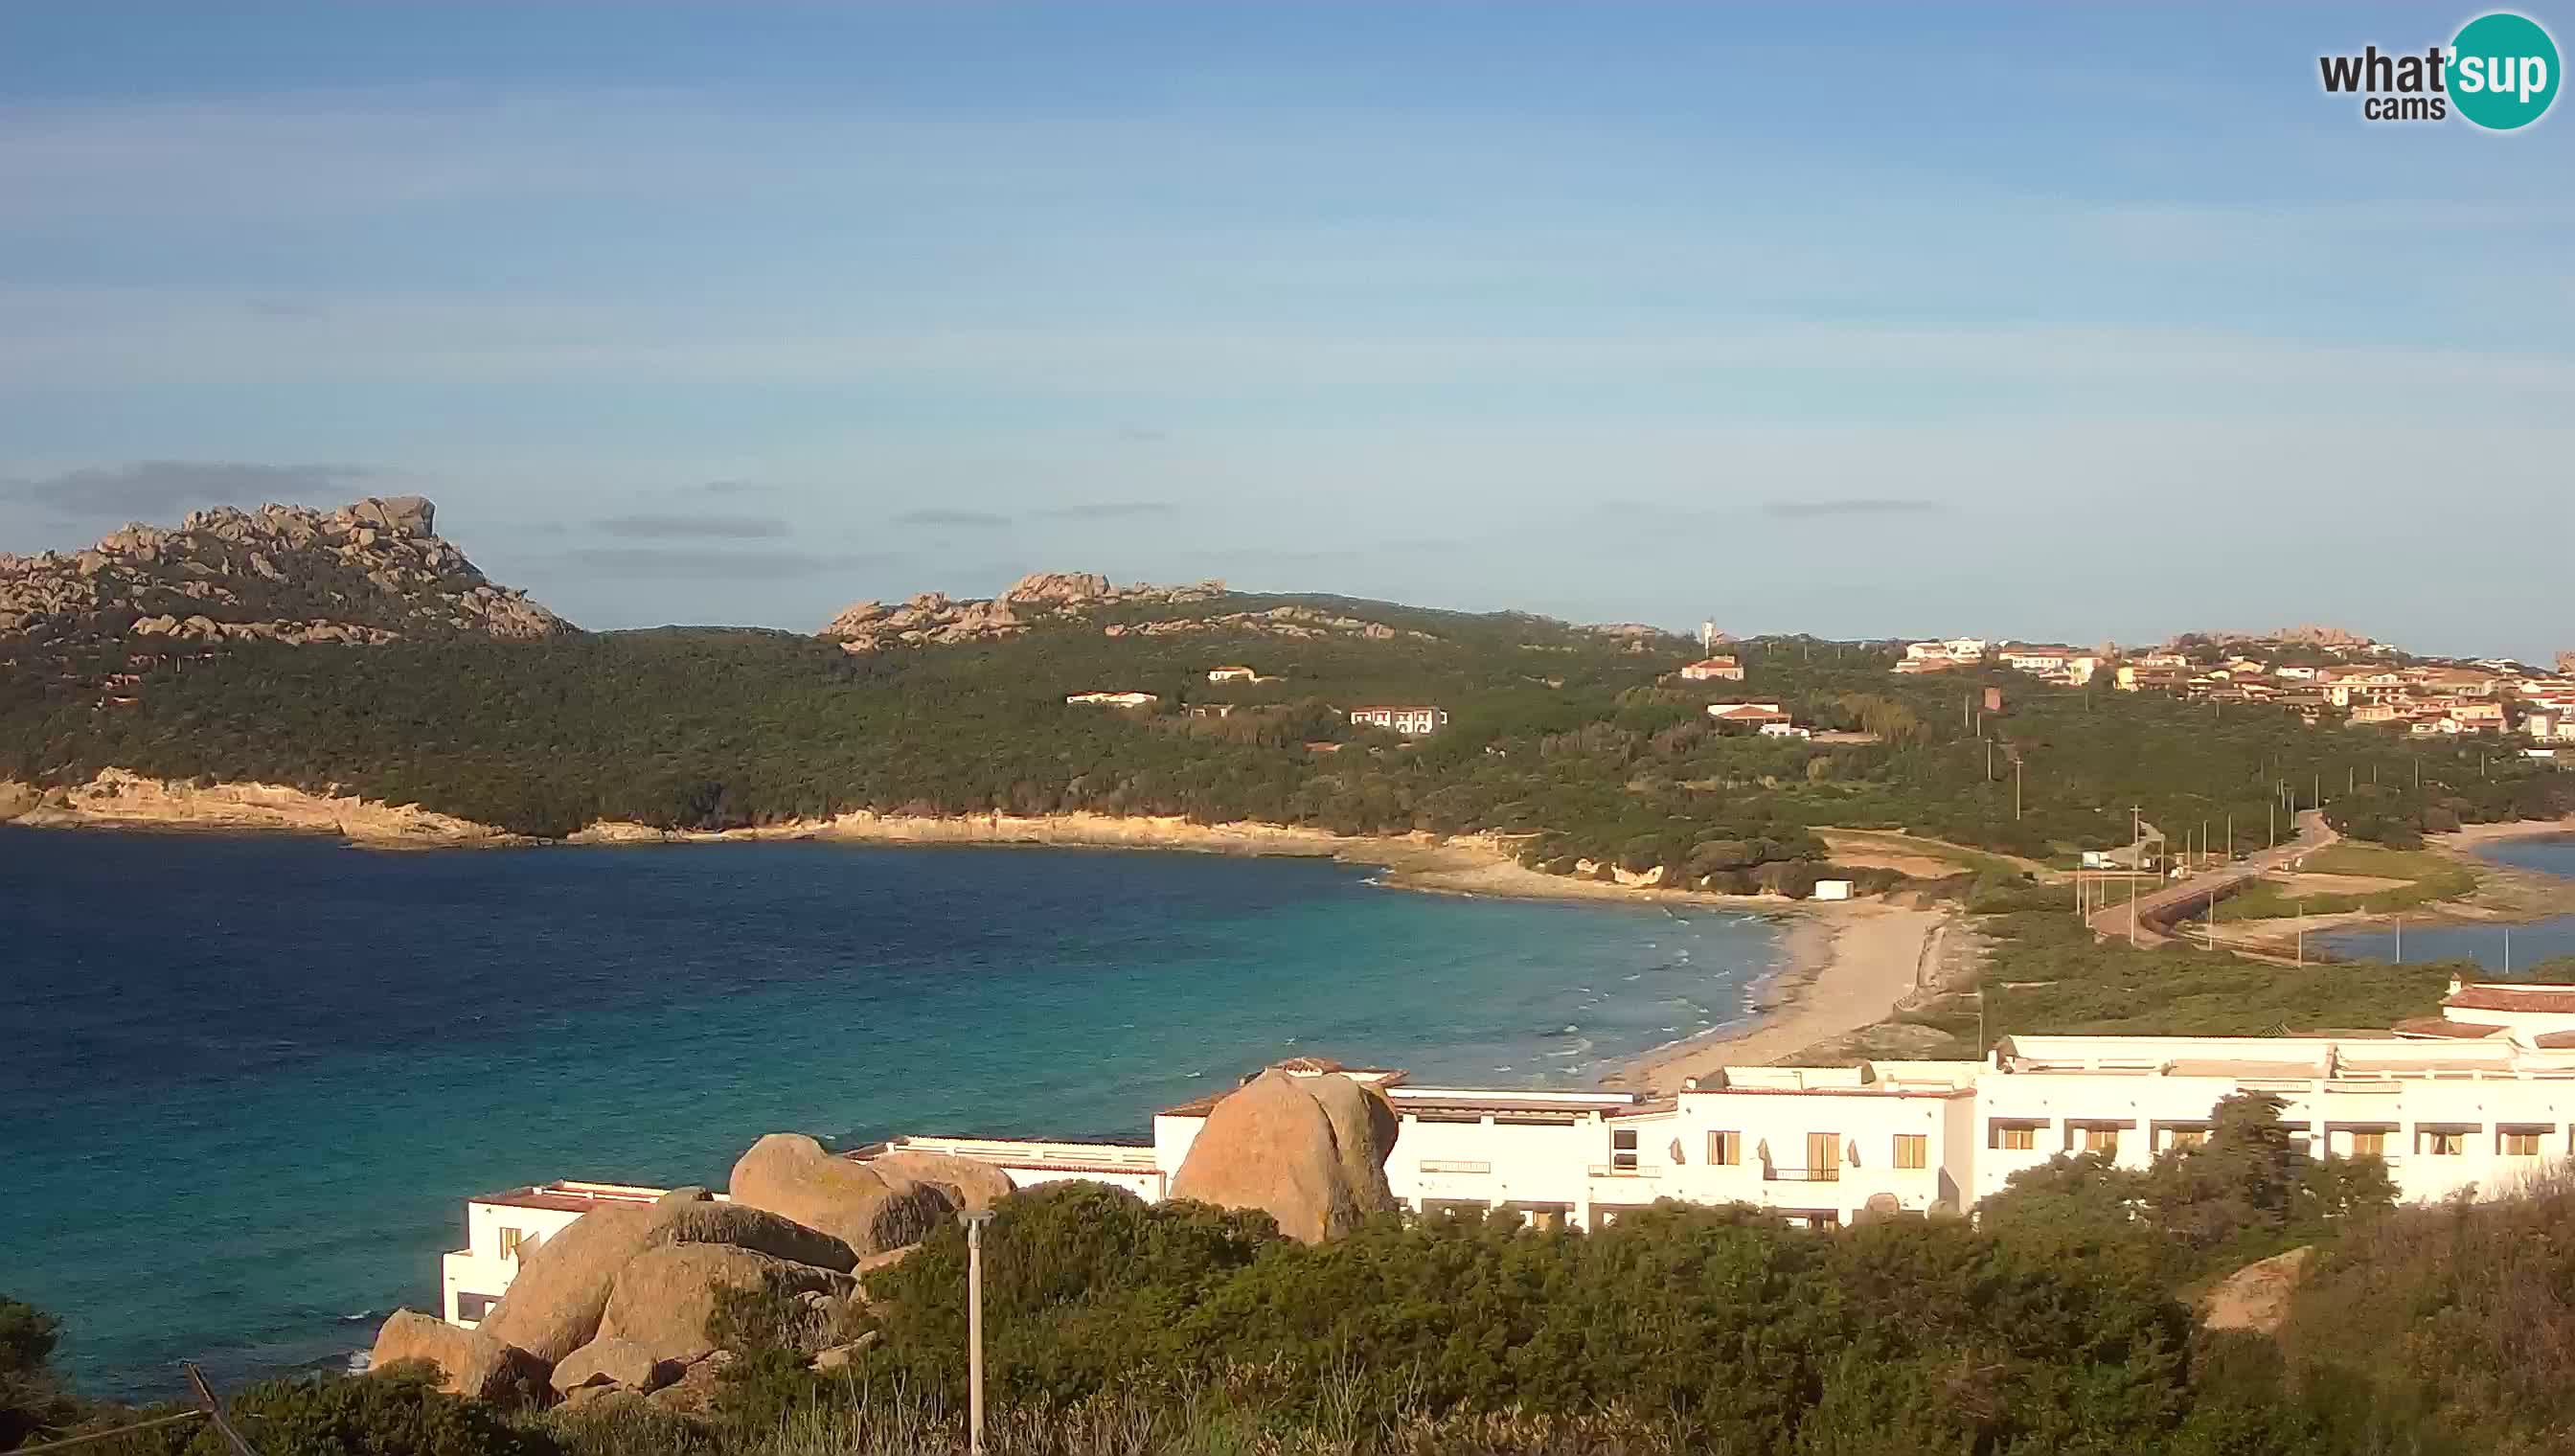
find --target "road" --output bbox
[2085,808,2338,946]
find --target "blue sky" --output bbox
[1,4,2567,655]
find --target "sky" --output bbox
[0,4,2567,657]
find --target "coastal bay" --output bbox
[0,826,1787,1401]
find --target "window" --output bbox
[1807,1131,1842,1181]
[2080,1126,2120,1155]
[456,1292,502,1322]
[2503,1130,2545,1157]
[1893,1134,1927,1170]
[2166,1128,2207,1150]
[1994,1123,2037,1151]
[2349,1130,2386,1157]
[1611,1126,1638,1171]
[2423,1130,2468,1157]
[496,1227,529,1260]
[1707,1130,1743,1166]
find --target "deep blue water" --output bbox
[2318,834,2575,970]
[0,827,1779,1402]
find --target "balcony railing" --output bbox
[1764,1168,1841,1183]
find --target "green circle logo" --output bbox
[2451,11,2560,129]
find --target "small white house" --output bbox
[1066,691,1160,708]
[1349,706,1448,737]
[1812,879,1854,901]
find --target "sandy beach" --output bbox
[1611,900,1953,1092]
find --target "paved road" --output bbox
[2086,809,2337,946]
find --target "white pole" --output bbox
[962,1210,993,1455]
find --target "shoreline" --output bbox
[1607,899,1953,1094]
[0,770,1811,916]
[2204,815,2575,955]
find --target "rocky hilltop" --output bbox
[819,571,1447,650]
[818,570,1223,650]
[0,496,571,662]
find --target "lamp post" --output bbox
[960,1210,994,1455]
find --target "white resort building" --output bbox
[435,981,2575,1327]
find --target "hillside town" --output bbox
[1899,635,2575,747]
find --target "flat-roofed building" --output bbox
[444,1180,672,1328]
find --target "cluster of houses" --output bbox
[437,975,2575,1325]
[1896,636,2575,746]
[1063,666,1454,739]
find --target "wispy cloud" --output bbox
[1040,500,1175,520]
[892,508,1012,529]
[9,461,378,518]
[1763,497,1946,520]
[594,512,789,539]
[697,479,774,497]
[567,546,883,578]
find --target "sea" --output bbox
[0,827,1782,1402]
[2318,834,2575,970]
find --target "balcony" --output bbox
[1764,1168,1841,1183]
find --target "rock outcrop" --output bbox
[1099,603,1437,644]
[471,1204,663,1366]
[865,1149,1016,1213]
[467,1185,858,1369]
[366,1309,549,1406]
[596,1243,855,1366]
[640,1188,858,1271]
[1168,1070,1401,1243]
[729,1134,957,1255]
[2200,1246,2314,1336]
[819,571,1221,651]
[0,496,571,686]
[549,1336,672,1397]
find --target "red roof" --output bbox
[2445,986,2575,1014]
[2390,1016,2507,1039]
[2536,1031,2575,1049]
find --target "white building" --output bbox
[1206,666,1259,683]
[1678,655,1744,682]
[444,1181,672,1328]
[442,986,2575,1325]
[1349,705,1448,736]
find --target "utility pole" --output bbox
[2129,871,2138,947]
[2015,758,2023,820]
[961,1210,994,1456]
[2296,899,2307,967]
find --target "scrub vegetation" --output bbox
[13,1126,2574,1456]
[5,593,2564,889]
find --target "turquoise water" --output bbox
[0,827,1780,1401]
[2318,834,2575,970]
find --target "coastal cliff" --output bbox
[0,768,519,845]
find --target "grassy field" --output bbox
[2218,841,2481,920]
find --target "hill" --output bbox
[0,496,571,688]
[4,560,2564,879]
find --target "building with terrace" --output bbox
[439,990,2575,1326]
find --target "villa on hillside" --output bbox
[1349,705,1448,736]
[1679,655,1745,682]
[1066,691,1160,708]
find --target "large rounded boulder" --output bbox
[471,1203,661,1366]
[596,1242,855,1365]
[550,1335,672,1397]
[730,1133,956,1254]
[1169,1071,1400,1243]
[642,1192,857,1271]
[367,1308,549,1406]
[868,1149,1016,1212]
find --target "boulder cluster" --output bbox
[1100,603,1436,644]
[819,571,1223,651]
[0,496,571,657]
[363,1070,1401,1411]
